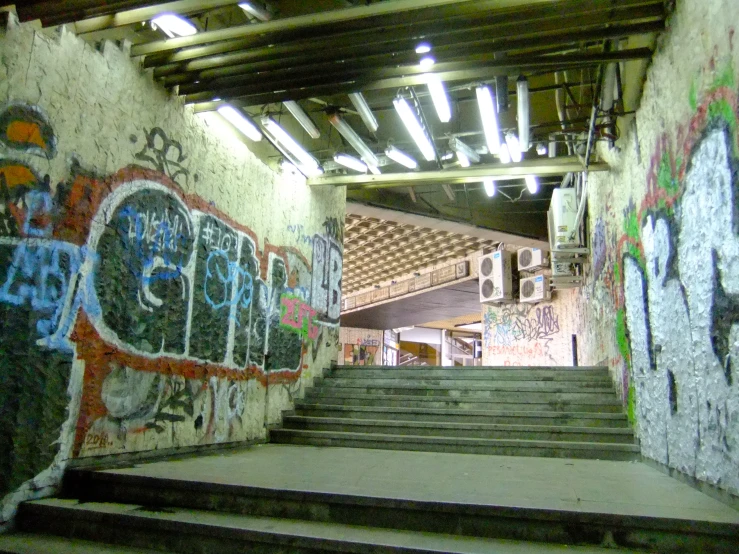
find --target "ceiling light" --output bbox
[385,145,417,169]
[334,153,367,173]
[419,56,435,68]
[476,85,500,155]
[393,96,436,161]
[483,178,496,197]
[536,143,548,156]
[367,164,381,175]
[283,100,320,139]
[504,132,522,163]
[498,144,511,164]
[516,76,530,152]
[151,13,197,38]
[217,105,262,142]
[261,116,322,176]
[449,137,480,164]
[525,175,539,194]
[239,2,272,21]
[348,92,379,133]
[328,113,379,167]
[457,151,470,167]
[427,74,451,123]
[415,43,431,54]
[548,134,557,158]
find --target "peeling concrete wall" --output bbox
[338,327,383,365]
[0,18,344,524]
[578,0,739,495]
[481,289,578,367]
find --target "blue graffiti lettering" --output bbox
[204,250,253,311]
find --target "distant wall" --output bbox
[0,18,344,523]
[338,327,383,365]
[578,0,739,495]
[481,289,579,367]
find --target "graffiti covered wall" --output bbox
[578,0,739,494]
[482,289,578,367]
[338,327,383,365]
[0,18,344,522]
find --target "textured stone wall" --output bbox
[481,289,579,367]
[578,0,739,495]
[0,18,344,524]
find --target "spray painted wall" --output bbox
[481,289,578,367]
[338,327,383,365]
[578,0,739,495]
[0,18,344,523]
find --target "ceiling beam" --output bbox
[183,48,652,104]
[130,0,599,57]
[148,0,661,71]
[308,158,606,188]
[162,17,663,88]
[72,0,241,34]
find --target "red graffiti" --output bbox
[280,295,319,340]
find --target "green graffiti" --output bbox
[708,98,738,146]
[657,154,679,196]
[624,209,640,240]
[688,79,698,111]
[615,308,630,367]
[712,63,735,91]
[627,383,636,426]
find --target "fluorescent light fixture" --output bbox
[348,92,379,133]
[457,151,470,167]
[600,63,617,112]
[498,143,511,164]
[483,178,496,197]
[525,175,539,194]
[536,143,548,156]
[367,164,381,175]
[334,153,367,173]
[239,2,272,21]
[385,145,418,169]
[427,74,451,123]
[217,105,262,142]
[393,96,436,161]
[449,137,480,164]
[516,76,530,152]
[548,134,557,158]
[328,114,379,167]
[420,56,435,68]
[283,100,320,139]
[151,13,197,38]
[415,42,431,54]
[476,85,500,155]
[504,132,522,163]
[261,116,321,176]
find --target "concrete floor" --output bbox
[105,444,739,523]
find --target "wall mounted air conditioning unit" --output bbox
[478,250,513,304]
[519,274,551,303]
[517,247,549,272]
[548,187,579,249]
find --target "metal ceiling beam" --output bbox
[308,158,606,188]
[148,0,661,71]
[161,16,662,88]
[19,1,158,25]
[130,0,564,57]
[72,0,241,34]
[183,48,652,104]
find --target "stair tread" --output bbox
[21,499,630,554]
[321,383,617,392]
[282,416,635,435]
[305,392,623,405]
[0,534,160,554]
[294,403,628,418]
[270,429,641,451]
[333,366,608,371]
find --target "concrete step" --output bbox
[303,392,625,413]
[333,365,609,372]
[59,470,739,553]
[0,534,161,554]
[319,382,618,397]
[330,368,611,382]
[323,377,614,389]
[281,416,636,444]
[292,403,632,427]
[270,429,641,461]
[15,498,640,554]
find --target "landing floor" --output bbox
[101,444,739,524]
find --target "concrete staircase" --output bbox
[2,464,737,553]
[271,365,641,461]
